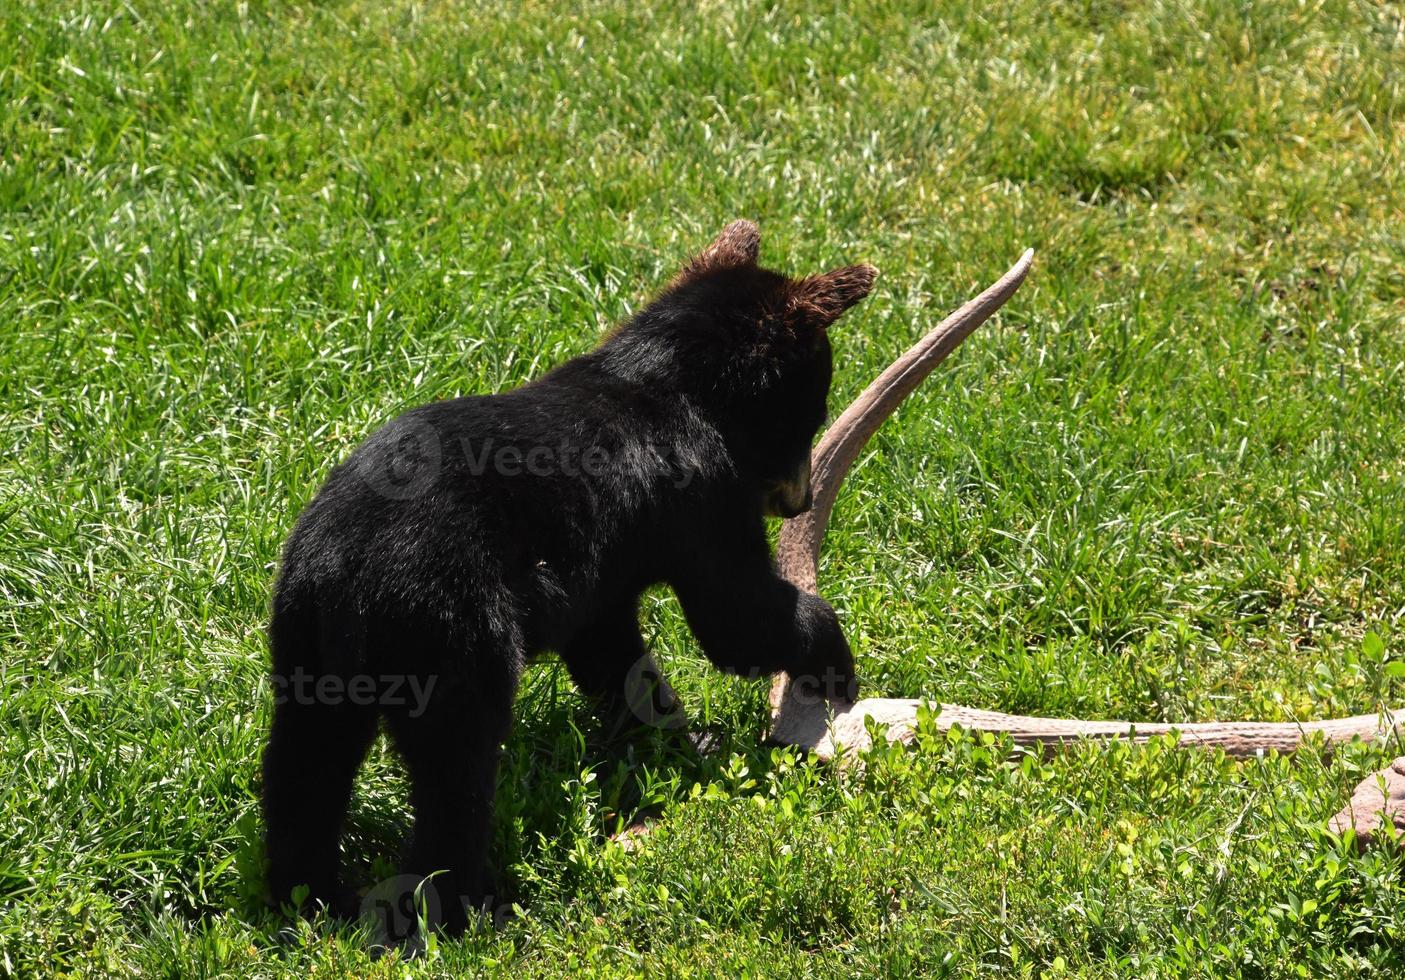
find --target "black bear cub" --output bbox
[262,220,874,931]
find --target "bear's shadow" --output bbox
[331,664,779,914]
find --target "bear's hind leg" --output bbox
[383,656,518,935]
[262,680,378,915]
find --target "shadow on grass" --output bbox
[231,674,789,947]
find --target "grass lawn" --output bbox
[3,0,1404,974]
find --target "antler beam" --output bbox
[767,250,1405,845]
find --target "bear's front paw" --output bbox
[792,593,858,704]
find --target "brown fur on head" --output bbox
[674,219,762,284]
[674,220,877,333]
[784,263,878,330]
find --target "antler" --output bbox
[767,249,1405,845]
[773,249,1036,595]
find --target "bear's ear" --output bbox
[785,263,877,329]
[678,219,761,280]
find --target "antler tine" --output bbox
[776,248,1035,592]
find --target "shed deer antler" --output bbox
[766,249,1405,845]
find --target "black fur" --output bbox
[261,221,874,932]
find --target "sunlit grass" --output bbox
[1,0,1403,974]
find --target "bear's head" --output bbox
[600,220,875,517]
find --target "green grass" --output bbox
[2,0,1404,974]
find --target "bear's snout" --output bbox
[764,466,813,518]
